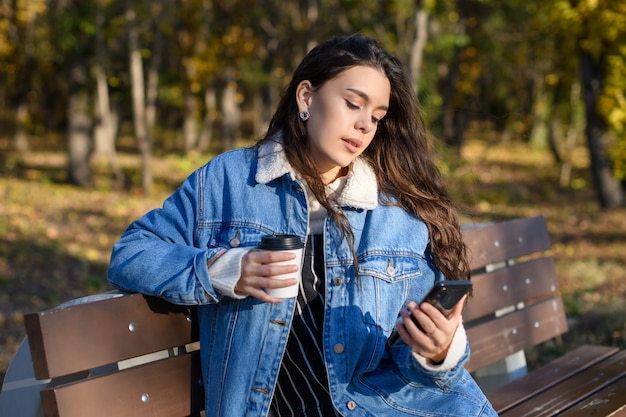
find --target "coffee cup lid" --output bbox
[258,234,304,250]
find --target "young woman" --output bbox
[108,35,497,417]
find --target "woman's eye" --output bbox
[372,116,380,124]
[345,100,359,110]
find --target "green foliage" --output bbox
[0,0,624,193]
[580,1,626,180]
[540,0,626,180]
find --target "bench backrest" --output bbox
[462,215,568,372]
[24,293,204,417]
[23,215,568,416]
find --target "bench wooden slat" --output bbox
[558,376,626,416]
[41,352,204,417]
[25,293,195,379]
[464,256,559,322]
[462,215,552,271]
[465,297,568,372]
[486,345,619,414]
[500,350,626,417]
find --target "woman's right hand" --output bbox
[234,250,298,303]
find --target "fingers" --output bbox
[246,249,298,269]
[402,303,444,343]
[234,250,299,303]
[235,279,293,304]
[397,299,462,362]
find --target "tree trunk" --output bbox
[198,88,216,152]
[146,2,165,135]
[546,81,563,164]
[67,58,92,187]
[252,91,265,138]
[260,1,280,125]
[183,86,198,152]
[93,72,123,187]
[409,6,429,93]
[221,70,241,152]
[306,0,319,51]
[14,100,29,152]
[93,68,118,158]
[127,0,152,193]
[559,83,582,187]
[436,0,470,152]
[94,0,123,187]
[579,52,624,208]
[8,0,32,153]
[94,0,117,158]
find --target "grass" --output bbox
[0,132,625,387]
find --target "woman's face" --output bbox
[297,65,390,183]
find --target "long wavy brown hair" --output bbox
[259,34,469,282]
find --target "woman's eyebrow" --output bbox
[346,87,389,111]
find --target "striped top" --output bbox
[270,234,339,417]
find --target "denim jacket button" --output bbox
[333,277,343,286]
[347,401,357,410]
[386,259,395,276]
[333,343,345,354]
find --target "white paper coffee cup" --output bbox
[258,234,304,298]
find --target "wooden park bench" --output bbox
[1,215,625,416]
[462,215,626,416]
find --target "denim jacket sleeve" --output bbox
[390,327,471,390]
[107,168,225,305]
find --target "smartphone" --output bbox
[388,280,472,345]
[421,280,472,318]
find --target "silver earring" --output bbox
[299,110,310,121]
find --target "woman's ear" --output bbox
[296,80,313,111]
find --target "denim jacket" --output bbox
[108,140,497,417]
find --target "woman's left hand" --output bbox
[395,295,467,364]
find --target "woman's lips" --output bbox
[342,138,362,153]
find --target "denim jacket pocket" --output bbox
[356,253,423,332]
[205,224,275,249]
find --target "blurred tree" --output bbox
[126,0,153,193]
[540,0,626,208]
[57,1,97,187]
[428,0,481,151]
[93,0,123,187]
[0,0,48,152]
[1,0,623,205]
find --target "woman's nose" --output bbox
[355,115,374,133]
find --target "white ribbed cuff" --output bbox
[413,321,467,372]
[208,247,251,299]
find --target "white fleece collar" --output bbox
[255,139,379,210]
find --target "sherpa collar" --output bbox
[255,138,379,210]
